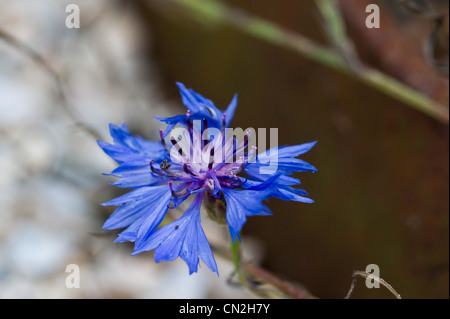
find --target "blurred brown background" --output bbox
[131,0,449,298]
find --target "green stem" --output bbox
[165,0,448,124]
[229,234,246,285]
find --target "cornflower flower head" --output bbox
[98,82,317,275]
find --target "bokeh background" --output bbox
[0,0,448,298]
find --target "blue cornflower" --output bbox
[98,83,317,275]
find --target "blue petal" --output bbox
[224,94,238,127]
[273,187,314,203]
[247,140,318,176]
[241,174,313,203]
[158,83,238,130]
[103,195,159,230]
[114,231,138,243]
[255,140,317,162]
[134,190,173,249]
[277,141,318,158]
[277,158,318,172]
[108,123,140,150]
[97,123,167,164]
[102,185,172,246]
[176,82,209,116]
[108,165,164,188]
[241,173,282,191]
[222,188,273,243]
[244,166,301,186]
[101,186,162,207]
[133,193,218,275]
[113,190,172,246]
[188,88,221,119]
[155,114,188,125]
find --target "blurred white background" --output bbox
[0,0,262,298]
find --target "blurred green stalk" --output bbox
[165,0,449,124]
[230,235,245,282]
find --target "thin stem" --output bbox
[229,234,250,289]
[226,232,316,298]
[345,270,402,299]
[230,236,241,273]
[162,0,448,124]
[0,29,103,140]
[243,263,316,299]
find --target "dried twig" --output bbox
[0,29,102,140]
[210,239,316,299]
[345,270,402,299]
[243,263,317,299]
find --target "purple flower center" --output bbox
[151,113,256,199]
